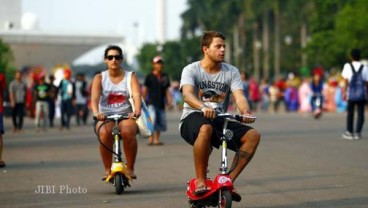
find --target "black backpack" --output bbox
[348,63,366,101]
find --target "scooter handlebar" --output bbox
[217,113,257,123]
[93,114,132,121]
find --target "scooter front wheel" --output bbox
[219,190,232,208]
[188,200,204,208]
[114,173,124,195]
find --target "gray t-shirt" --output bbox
[179,61,243,122]
[9,80,27,103]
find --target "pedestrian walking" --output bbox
[33,76,51,131]
[9,71,27,133]
[48,75,58,128]
[142,56,172,145]
[57,70,75,130]
[75,73,89,125]
[341,49,368,140]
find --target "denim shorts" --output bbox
[148,105,167,132]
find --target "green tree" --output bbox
[136,43,159,76]
[136,36,202,82]
[335,0,368,60]
[0,39,15,84]
[136,0,368,81]
[306,0,354,69]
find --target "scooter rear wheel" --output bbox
[219,190,232,208]
[114,173,124,195]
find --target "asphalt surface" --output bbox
[1,111,368,208]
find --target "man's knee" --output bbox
[198,124,212,135]
[196,124,212,143]
[242,129,261,145]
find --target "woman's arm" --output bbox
[131,72,142,114]
[90,74,102,116]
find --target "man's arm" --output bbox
[165,87,173,107]
[141,75,149,102]
[232,89,250,114]
[182,84,203,110]
[141,86,148,102]
[8,82,15,107]
[182,84,216,119]
[232,89,256,123]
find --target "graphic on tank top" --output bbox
[107,92,127,106]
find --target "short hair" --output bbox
[351,48,361,61]
[200,31,226,54]
[104,45,124,60]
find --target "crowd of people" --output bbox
[6,69,90,133]
[238,68,350,115]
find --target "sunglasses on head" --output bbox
[106,55,122,61]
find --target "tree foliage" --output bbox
[136,36,202,81]
[136,0,368,81]
[0,39,16,84]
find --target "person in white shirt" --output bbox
[341,49,368,140]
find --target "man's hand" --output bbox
[242,111,256,123]
[201,106,216,119]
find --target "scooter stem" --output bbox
[220,119,229,174]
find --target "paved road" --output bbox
[1,111,368,208]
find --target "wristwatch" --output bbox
[200,105,206,111]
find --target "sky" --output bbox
[21,0,188,65]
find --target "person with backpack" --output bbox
[57,70,76,130]
[75,73,89,125]
[341,49,368,140]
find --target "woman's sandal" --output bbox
[101,175,113,184]
[0,161,6,168]
[123,170,137,180]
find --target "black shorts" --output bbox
[180,112,253,151]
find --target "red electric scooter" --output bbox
[187,113,256,208]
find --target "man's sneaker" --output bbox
[354,133,361,140]
[342,131,354,140]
